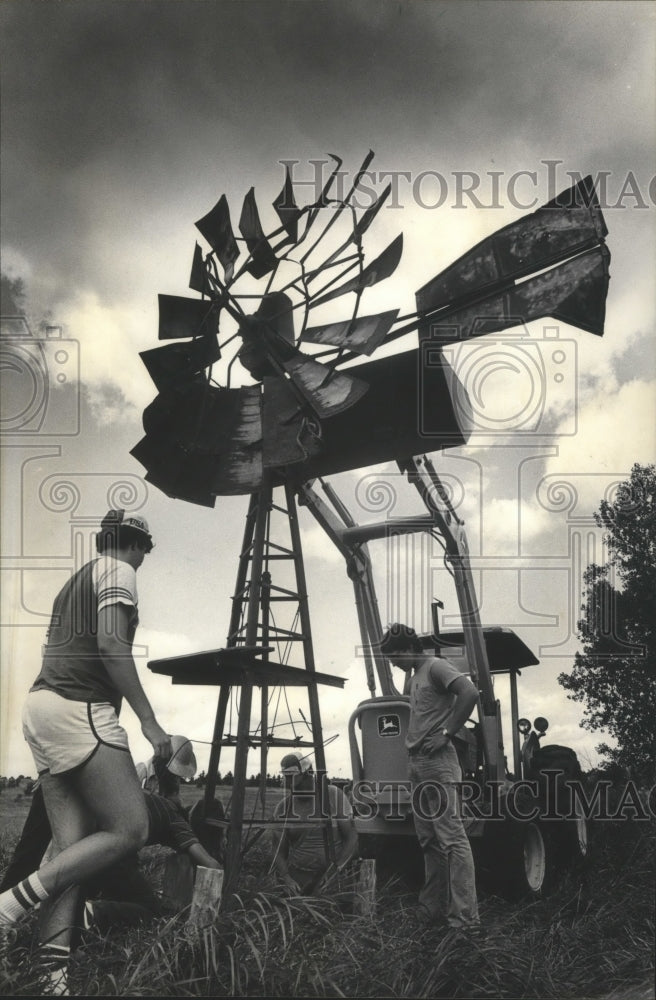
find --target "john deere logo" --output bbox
[378,714,400,738]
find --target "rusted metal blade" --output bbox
[210,386,264,496]
[134,384,265,501]
[311,233,403,306]
[301,309,399,356]
[139,336,221,391]
[131,434,217,508]
[261,376,323,468]
[145,461,217,508]
[421,245,610,343]
[195,194,240,282]
[353,183,392,240]
[158,294,217,341]
[273,165,301,244]
[189,243,209,294]
[282,354,369,418]
[417,175,607,319]
[142,382,251,454]
[239,188,278,279]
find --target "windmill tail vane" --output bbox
[131,153,610,505]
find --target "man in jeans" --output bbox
[380,623,480,930]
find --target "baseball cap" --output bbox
[122,514,152,540]
[99,509,154,551]
[280,752,312,774]
[167,735,197,779]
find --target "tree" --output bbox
[559,463,656,780]
[0,272,26,315]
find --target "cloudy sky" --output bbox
[1,0,654,780]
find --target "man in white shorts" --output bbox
[0,508,171,994]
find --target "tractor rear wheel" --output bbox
[546,796,589,872]
[484,819,547,901]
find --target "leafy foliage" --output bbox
[559,464,656,779]
[0,273,26,315]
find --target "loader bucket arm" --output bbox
[297,480,395,695]
[398,455,506,781]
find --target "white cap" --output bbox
[167,735,197,779]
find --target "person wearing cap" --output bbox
[82,737,223,933]
[271,753,358,895]
[380,623,480,931]
[0,508,170,992]
[0,737,222,937]
[140,734,197,802]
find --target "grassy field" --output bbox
[0,783,654,998]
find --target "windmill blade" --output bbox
[140,336,221,392]
[302,153,344,236]
[135,384,265,501]
[282,355,369,418]
[211,387,264,496]
[189,243,209,294]
[146,459,217,508]
[301,151,376,265]
[141,382,218,447]
[421,245,610,343]
[261,376,323,468]
[195,194,240,282]
[158,294,218,341]
[301,309,399,356]
[206,386,262,484]
[353,183,392,240]
[310,234,403,307]
[239,188,278,279]
[273,165,301,244]
[302,183,393,284]
[417,175,607,318]
[132,435,217,508]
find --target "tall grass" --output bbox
[1,817,654,997]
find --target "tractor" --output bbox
[299,453,589,899]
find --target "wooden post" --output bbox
[186,866,224,934]
[162,853,194,910]
[354,859,376,917]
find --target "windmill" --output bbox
[132,153,610,893]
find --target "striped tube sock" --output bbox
[0,872,49,926]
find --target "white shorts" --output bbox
[22,688,131,776]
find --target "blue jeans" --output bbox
[409,745,479,928]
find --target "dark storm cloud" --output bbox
[1,0,653,308]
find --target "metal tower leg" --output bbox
[204,479,332,898]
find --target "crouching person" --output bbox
[271,753,358,896]
[84,739,223,933]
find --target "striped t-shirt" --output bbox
[32,556,139,713]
